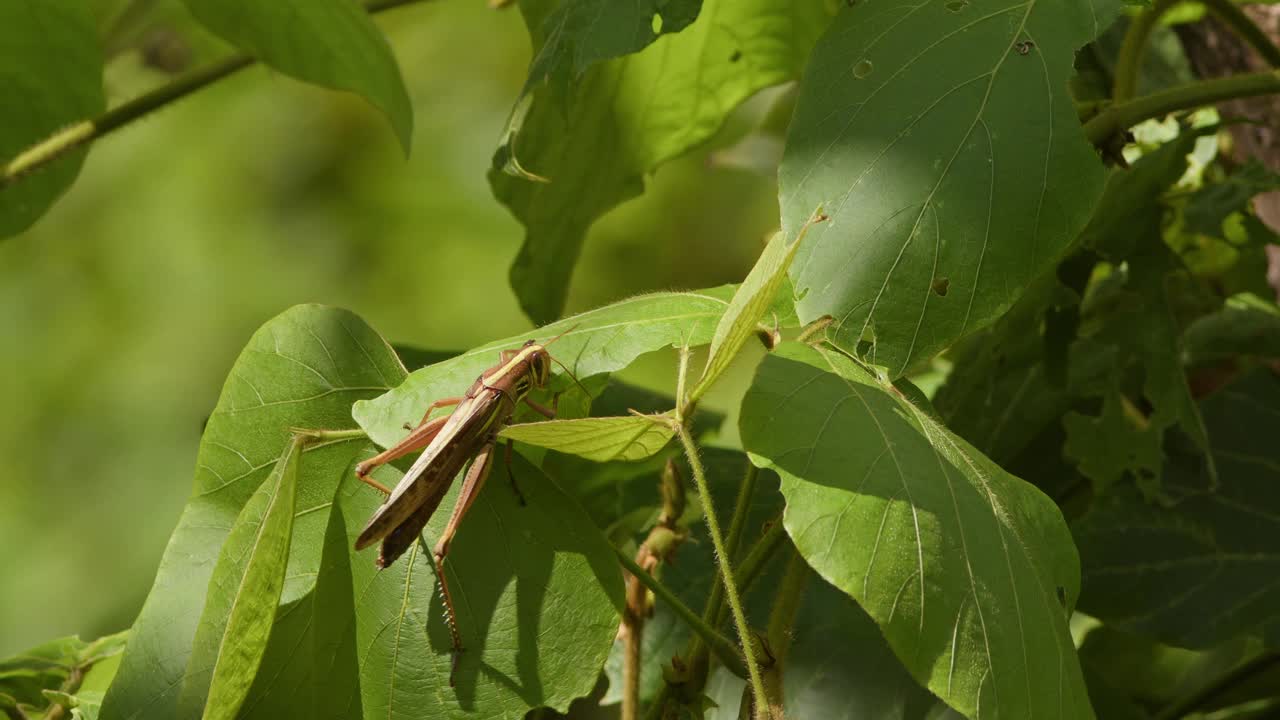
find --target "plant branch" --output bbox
[1086,69,1280,145]
[621,460,688,720]
[612,544,746,680]
[1,0,429,189]
[1202,0,1280,68]
[760,548,808,719]
[1113,0,1181,103]
[1154,651,1280,720]
[672,422,770,720]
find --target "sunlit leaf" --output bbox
[179,0,412,150]
[741,342,1090,718]
[780,0,1122,376]
[693,228,812,402]
[180,438,300,720]
[0,0,105,238]
[500,415,675,462]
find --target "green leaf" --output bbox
[1183,161,1280,239]
[1074,369,1280,650]
[519,0,702,99]
[179,438,301,720]
[692,229,809,402]
[0,632,128,715]
[779,0,1122,377]
[100,306,404,720]
[1183,302,1280,368]
[500,415,675,462]
[741,342,1090,719]
[354,286,753,448]
[0,0,105,238]
[339,451,624,718]
[178,0,412,151]
[493,0,831,323]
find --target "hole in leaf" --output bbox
[730,49,742,63]
[931,276,950,296]
[652,13,663,34]
[852,59,873,79]
[1015,39,1035,55]
[945,0,968,11]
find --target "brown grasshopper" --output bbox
[352,334,575,683]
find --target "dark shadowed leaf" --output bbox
[1074,369,1280,650]
[0,0,105,238]
[741,342,1090,718]
[179,0,412,150]
[780,0,1122,376]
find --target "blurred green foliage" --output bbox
[0,0,778,656]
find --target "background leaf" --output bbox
[178,0,412,150]
[0,0,105,238]
[1074,369,1280,650]
[99,306,404,720]
[779,0,1122,377]
[179,439,300,720]
[493,0,831,323]
[741,341,1090,719]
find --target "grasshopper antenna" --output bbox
[539,323,591,397]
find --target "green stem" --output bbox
[612,544,747,680]
[1086,69,1280,145]
[673,423,770,720]
[1154,651,1280,720]
[1,0,429,189]
[760,548,808,719]
[1113,0,1180,103]
[1203,0,1280,68]
[291,428,368,442]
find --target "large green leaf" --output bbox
[353,286,771,448]
[1074,369,1280,650]
[741,342,1089,719]
[0,0,105,238]
[179,0,412,150]
[100,306,404,720]
[179,439,300,720]
[493,0,830,323]
[338,451,624,718]
[779,0,1122,377]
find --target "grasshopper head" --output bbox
[526,342,552,389]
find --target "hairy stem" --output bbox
[1086,69,1280,145]
[1113,0,1181,103]
[1,0,429,189]
[673,423,770,720]
[613,544,747,680]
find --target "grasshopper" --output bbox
[352,334,574,682]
